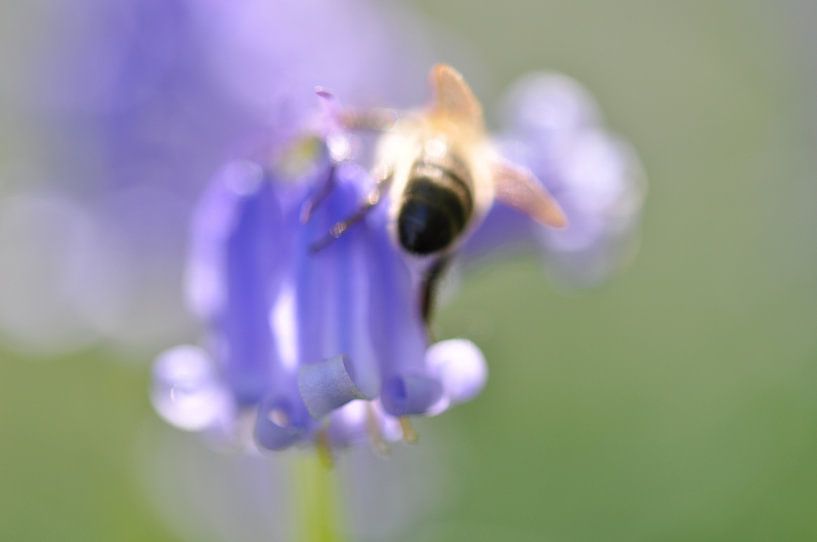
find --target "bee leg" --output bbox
[309,172,392,252]
[300,164,337,223]
[337,107,400,132]
[420,255,451,328]
[315,87,399,133]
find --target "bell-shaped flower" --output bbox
[153,144,488,454]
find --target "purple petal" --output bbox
[382,374,443,416]
[294,163,381,400]
[151,345,231,432]
[254,395,310,451]
[187,161,284,405]
[367,224,442,416]
[256,162,383,446]
[426,339,488,415]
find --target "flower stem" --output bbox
[294,451,344,542]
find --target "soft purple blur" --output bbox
[0,0,432,354]
[466,73,645,286]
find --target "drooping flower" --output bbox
[153,132,488,453]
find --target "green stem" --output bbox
[294,452,344,542]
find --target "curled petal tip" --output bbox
[381,373,443,416]
[254,398,309,451]
[426,339,488,414]
[298,355,369,419]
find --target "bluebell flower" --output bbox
[154,136,488,453]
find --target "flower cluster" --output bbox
[152,72,644,454]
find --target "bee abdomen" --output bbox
[397,175,472,255]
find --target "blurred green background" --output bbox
[2,1,817,540]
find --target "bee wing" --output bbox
[493,161,567,228]
[429,64,483,129]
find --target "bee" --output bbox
[312,64,567,322]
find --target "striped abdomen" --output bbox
[397,156,474,255]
